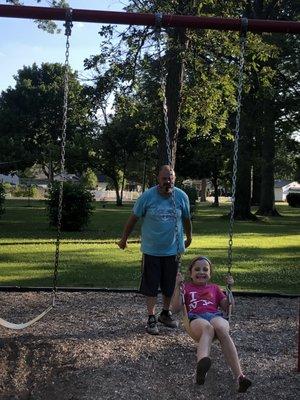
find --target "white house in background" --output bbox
[274,179,300,201]
[0,173,19,185]
[53,173,80,183]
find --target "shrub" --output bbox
[2,182,12,192]
[24,185,38,198]
[47,182,94,231]
[180,184,198,206]
[0,183,5,217]
[80,168,98,189]
[286,192,300,208]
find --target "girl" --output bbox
[172,256,252,393]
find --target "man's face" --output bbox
[158,169,175,194]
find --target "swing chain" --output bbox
[155,20,181,270]
[227,18,248,280]
[155,22,181,271]
[171,189,182,271]
[155,20,173,167]
[52,9,73,305]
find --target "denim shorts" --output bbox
[188,311,224,322]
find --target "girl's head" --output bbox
[188,256,213,285]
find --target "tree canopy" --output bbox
[2,0,299,214]
[0,62,95,180]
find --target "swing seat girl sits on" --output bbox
[172,256,252,393]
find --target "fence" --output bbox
[91,190,141,202]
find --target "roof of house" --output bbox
[274,179,292,188]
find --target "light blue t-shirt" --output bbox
[133,186,190,256]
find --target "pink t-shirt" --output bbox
[183,282,226,314]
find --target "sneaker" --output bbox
[158,311,178,328]
[196,357,211,385]
[146,316,159,335]
[237,375,252,393]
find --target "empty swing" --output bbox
[0,10,73,330]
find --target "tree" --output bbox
[85,1,242,170]
[0,63,95,181]
[92,96,149,205]
[6,1,69,33]
[176,128,233,207]
[225,0,299,218]
[83,0,299,218]
[251,1,300,216]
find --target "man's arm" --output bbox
[117,214,139,249]
[184,217,192,248]
[170,272,184,313]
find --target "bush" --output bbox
[80,168,98,189]
[2,182,12,192]
[286,192,300,208]
[47,182,94,231]
[0,183,5,217]
[180,184,198,206]
[5,184,38,198]
[24,185,38,198]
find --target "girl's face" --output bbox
[190,259,211,285]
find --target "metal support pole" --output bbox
[0,4,299,34]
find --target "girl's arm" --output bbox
[220,275,235,312]
[171,273,184,313]
[220,296,234,313]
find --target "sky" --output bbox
[0,0,129,92]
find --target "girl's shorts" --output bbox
[188,311,224,322]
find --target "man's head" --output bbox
[157,165,175,195]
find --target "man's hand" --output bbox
[117,238,127,249]
[184,236,192,248]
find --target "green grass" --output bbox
[0,199,299,295]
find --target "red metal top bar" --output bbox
[0,4,299,34]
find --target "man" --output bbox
[118,165,192,335]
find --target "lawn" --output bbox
[0,199,299,295]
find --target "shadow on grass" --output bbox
[1,200,299,241]
[0,244,299,294]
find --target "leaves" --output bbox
[0,63,95,178]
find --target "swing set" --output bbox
[0,4,299,350]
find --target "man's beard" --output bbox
[163,184,173,194]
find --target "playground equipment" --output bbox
[0,5,298,358]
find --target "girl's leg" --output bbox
[190,318,215,384]
[210,317,243,378]
[190,318,215,361]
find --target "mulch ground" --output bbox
[0,291,299,400]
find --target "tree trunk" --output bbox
[231,1,259,220]
[211,177,219,207]
[234,118,257,220]
[112,176,122,206]
[158,28,188,168]
[256,100,280,216]
[200,178,206,202]
[251,124,262,206]
[251,163,261,206]
[120,167,126,207]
